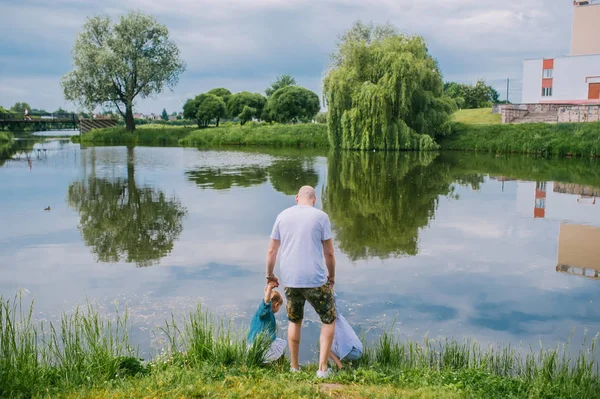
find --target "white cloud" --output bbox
[0,0,575,111]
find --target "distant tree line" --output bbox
[183,75,320,128]
[443,80,501,109]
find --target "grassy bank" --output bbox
[77,118,600,157]
[452,108,501,125]
[77,124,329,148]
[180,123,329,148]
[2,295,599,399]
[442,122,600,157]
[76,126,196,146]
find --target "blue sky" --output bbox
[0,0,573,114]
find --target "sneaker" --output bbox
[316,369,333,379]
[290,367,300,373]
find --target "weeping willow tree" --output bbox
[323,22,456,151]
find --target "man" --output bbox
[265,185,337,378]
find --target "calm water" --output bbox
[1,139,600,362]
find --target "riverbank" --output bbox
[1,296,598,399]
[76,123,329,148]
[442,122,600,157]
[76,119,600,157]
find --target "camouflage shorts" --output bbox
[285,282,336,324]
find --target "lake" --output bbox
[1,138,600,362]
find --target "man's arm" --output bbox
[263,281,274,304]
[322,238,336,285]
[266,239,281,285]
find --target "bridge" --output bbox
[0,113,118,133]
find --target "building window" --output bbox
[542,87,553,97]
[543,69,553,78]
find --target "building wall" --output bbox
[571,3,600,56]
[521,55,600,103]
[522,59,543,103]
[551,55,600,102]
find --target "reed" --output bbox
[2,294,599,398]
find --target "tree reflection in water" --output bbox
[323,151,482,261]
[185,158,318,195]
[68,147,187,267]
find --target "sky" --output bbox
[0,0,574,114]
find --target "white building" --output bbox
[521,1,600,104]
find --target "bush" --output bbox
[180,123,329,148]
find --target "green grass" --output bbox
[0,131,13,142]
[2,294,599,399]
[181,123,329,148]
[78,123,329,148]
[452,108,501,125]
[77,127,196,146]
[442,122,600,157]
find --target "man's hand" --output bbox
[328,276,335,287]
[266,274,279,287]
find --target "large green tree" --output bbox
[61,11,186,131]
[183,93,227,127]
[228,92,267,124]
[197,94,227,127]
[265,74,296,98]
[444,79,500,109]
[323,22,455,151]
[10,102,31,115]
[263,86,320,123]
[68,148,187,267]
[207,88,232,106]
[161,108,169,121]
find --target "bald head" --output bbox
[296,185,317,206]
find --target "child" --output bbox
[329,292,363,369]
[247,281,286,363]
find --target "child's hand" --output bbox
[267,280,278,289]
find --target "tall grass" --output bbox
[161,304,270,368]
[179,123,329,148]
[2,294,599,398]
[0,294,141,398]
[443,122,600,157]
[359,330,600,398]
[79,127,195,146]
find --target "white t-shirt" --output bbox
[270,205,332,288]
[331,296,363,360]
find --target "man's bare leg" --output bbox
[288,320,302,370]
[319,321,335,372]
